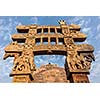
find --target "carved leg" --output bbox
[12,63,18,71]
[30,64,36,71]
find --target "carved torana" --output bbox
[3,20,95,83]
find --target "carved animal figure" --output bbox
[67,50,88,70]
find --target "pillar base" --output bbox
[70,73,89,83]
[10,73,33,83]
[67,69,90,83]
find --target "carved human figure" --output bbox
[23,49,36,71]
[13,56,23,71]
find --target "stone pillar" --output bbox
[48,37,50,45]
[66,50,90,83]
[41,37,43,45]
[48,27,50,34]
[71,73,89,83]
[41,28,44,34]
[11,74,33,83]
[10,68,33,83]
[55,28,57,34]
[10,47,35,83]
[56,37,58,45]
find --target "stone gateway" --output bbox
[3,20,95,83]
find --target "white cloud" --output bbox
[94,24,100,40]
[97,24,100,32]
[78,20,85,26]
[31,16,38,24]
[98,16,100,19]
[82,27,91,33]
[0,17,23,43]
[95,33,100,40]
[89,50,100,82]
[0,19,4,25]
[70,16,84,23]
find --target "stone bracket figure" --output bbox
[80,53,95,69]
[67,50,94,71]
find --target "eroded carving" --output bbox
[67,48,95,71]
[67,50,85,70]
[11,43,36,72]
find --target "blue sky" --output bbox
[0,16,99,83]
